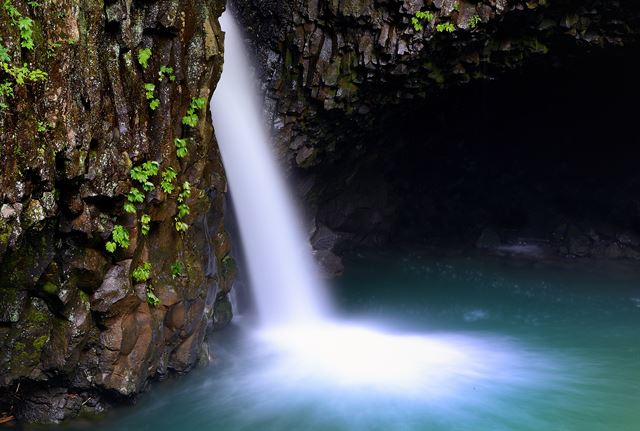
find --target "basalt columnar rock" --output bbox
[0,0,234,422]
[236,0,640,165]
[233,0,640,269]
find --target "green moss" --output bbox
[221,255,237,280]
[15,341,25,351]
[24,304,48,323]
[42,281,58,294]
[337,75,358,97]
[33,335,49,350]
[12,349,41,371]
[79,290,90,303]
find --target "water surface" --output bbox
[55,255,640,431]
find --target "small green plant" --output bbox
[436,22,456,33]
[0,81,11,95]
[138,48,152,69]
[159,65,175,82]
[144,83,160,110]
[2,63,48,85]
[411,10,434,31]
[182,97,206,127]
[130,161,159,191]
[3,0,21,20]
[105,224,130,253]
[3,2,35,49]
[133,262,161,307]
[132,261,151,283]
[125,186,144,212]
[468,15,481,29]
[0,14,49,113]
[123,202,136,213]
[0,44,10,63]
[170,260,183,278]
[174,138,188,158]
[174,220,188,232]
[453,2,460,12]
[178,181,191,201]
[160,167,177,193]
[17,16,34,50]
[0,81,12,109]
[36,120,46,133]
[146,288,160,306]
[174,181,192,233]
[140,214,151,236]
[177,202,190,219]
[143,84,154,97]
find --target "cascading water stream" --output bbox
[211,11,329,327]
[211,9,561,402]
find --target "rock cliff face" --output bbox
[0,0,234,422]
[233,0,640,271]
[236,0,639,163]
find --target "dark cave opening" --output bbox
[312,45,640,261]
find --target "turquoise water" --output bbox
[54,256,640,431]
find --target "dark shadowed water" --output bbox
[49,255,640,431]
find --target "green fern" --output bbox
[182,97,206,127]
[140,214,151,236]
[411,10,435,31]
[174,138,188,158]
[159,65,176,82]
[132,262,151,283]
[138,48,152,69]
[106,224,130,252]
[170,261,183,278]
[17,17,34,50]
[436,22,456,33]
[160,167,177,193]
[144,83,160,110]
[468,15,481,29]
[146,288,160,306]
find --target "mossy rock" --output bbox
[212,296,232,330]
[220,255,237,282]
[6,298,54,377]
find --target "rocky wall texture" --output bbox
[233,0,640,272]
[0,0,234,423]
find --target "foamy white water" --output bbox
[211,12,329,326]
[211,11,559,401]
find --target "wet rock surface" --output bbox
[0,0,235,423]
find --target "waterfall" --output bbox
[211,11,329,326]
[209,11,551,403]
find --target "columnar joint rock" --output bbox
[233,0,640,268]
[0,0,232,422]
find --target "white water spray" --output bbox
[212,12,329,327]
[212,11,556,399]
